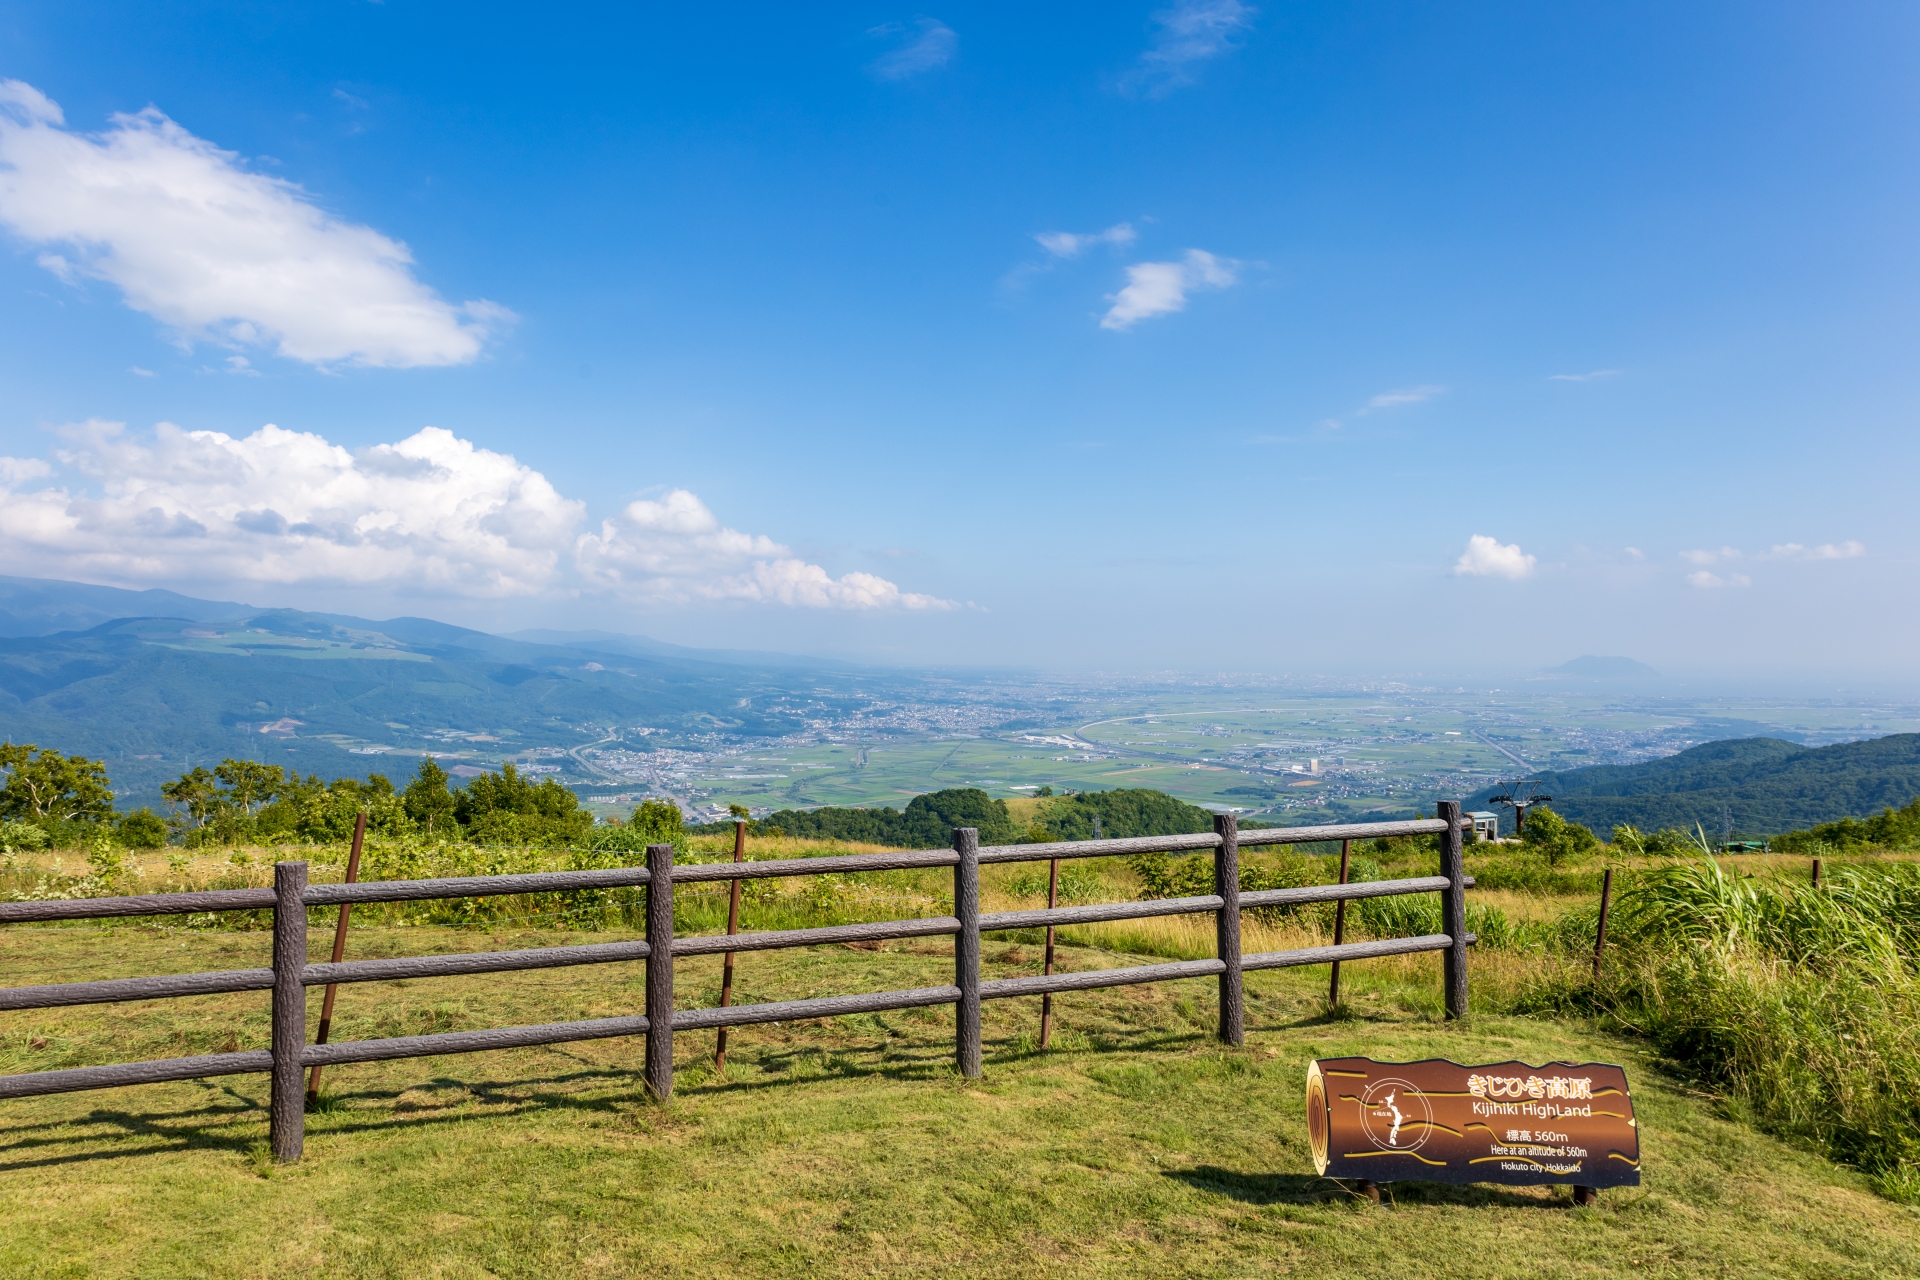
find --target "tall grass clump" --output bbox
[1514,857,1920,1200]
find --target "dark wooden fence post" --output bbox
[1039,854,1059,1049]
[1328,838,1351,1012]
[1213,812,1243,1046]
[269,860,308,1163]
[715,819,746,1069]
[1438,801,1468,1019]
[953,826,982,1077]
[645,843,675,1101]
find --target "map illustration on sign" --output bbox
[1355,1078,1432,1154]
[1306,1057,1640,1188]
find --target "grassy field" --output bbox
[3,913,1918,1278]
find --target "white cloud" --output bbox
[0,421,949,611]
[0,79,508,368]
[1624,547,1645,561]
[868,18,958,80]
[1363,384,1447,411]
[128,366,154,377]
[1100,249,1237,329]
[1123,0,1256,96]
[577,490,954,610]
[1453,534,1536,580]
[1679,546,1741,566]
[1768,540,1865,562]
[1549,369,1620,382]
[0,420,579,595]
[1687,570,1751,589]
[0,456,50,485]
[1035,223,1136,259]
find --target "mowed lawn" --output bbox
[2,925,1916,1279]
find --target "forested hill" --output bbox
[1466,734,1920,835]
[0,603,852,806]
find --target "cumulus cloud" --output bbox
[868,18,958,80]
[1123,0,1256,96]
[1453,534,1537,580]
[1035,223,1137,259]
[0,422,951,611]
[1687,570,1751,589]
[1679,546,1741,566]
[1100,249,1237,329]
[577,490,954,609]
[0,421,580,595]
[0,79,508,368]
[1768,540,1865,562]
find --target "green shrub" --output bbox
[113,807,170,849]
[0,821,49,853]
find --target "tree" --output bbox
[1523,806,1598,868]
[160,767,221,829]
[212,760,287,816]
[0,744,114,824]
[404,758,457,836]
[631,799,684,845]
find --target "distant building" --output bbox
[1467,810,1500,842]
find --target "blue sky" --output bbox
[0,2,1914,680]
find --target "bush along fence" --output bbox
[0,804,1476,1163]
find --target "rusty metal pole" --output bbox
[1328,839,1351,1012]
[715,819,746,1069]
[306,811,366,1105]
[1812,857,1822,888]
[1592,866,1614,982]
[1039,855,1060,1049]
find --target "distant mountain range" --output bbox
[0,576,861,807]
[1467,734,1920,836]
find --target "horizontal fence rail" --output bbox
[0,804,1473,1162]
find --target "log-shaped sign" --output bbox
[1307,1057,1640,1188]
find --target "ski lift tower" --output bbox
[1488,781,1553,836]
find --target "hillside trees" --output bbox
[1770,797,1920,853]
[1030,788,1215,841]
[452,763,593,847]
[0,744,114,824]
[751,789,1018,848]
[153,757,587,846]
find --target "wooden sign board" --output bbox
[1306,1057,1640,1188]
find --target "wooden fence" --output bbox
[0,803,1474,1163]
